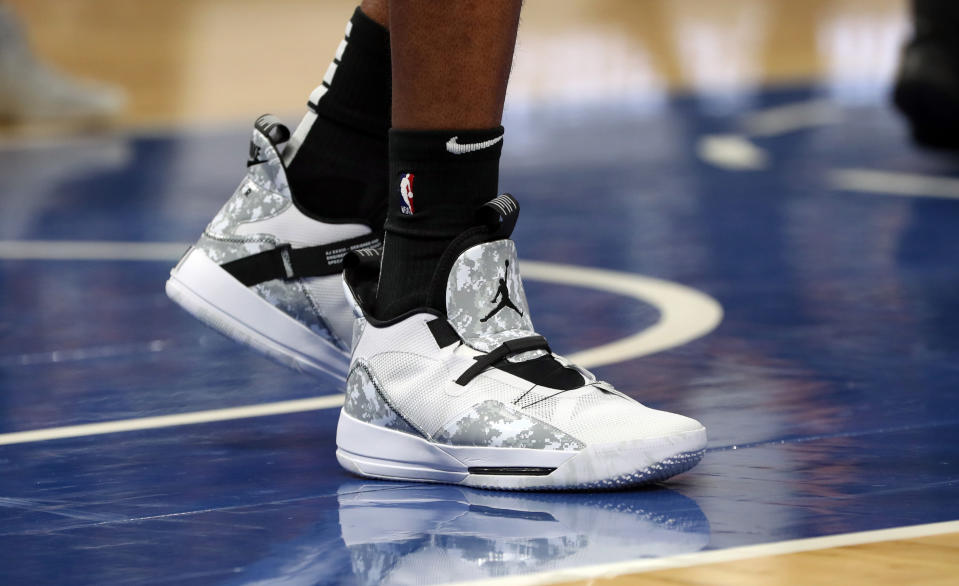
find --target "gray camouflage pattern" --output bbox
[206,182,289,239]
[244,128,291,199]
[433,400,584,450]
[445,240,536,353]
[351,316,367,350]
[253,281,337,343]
[193,234,333,342]
[206,130,292,238]
[344,364,421,437]
[187,127,337,342]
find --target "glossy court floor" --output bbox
[3,0,959,584]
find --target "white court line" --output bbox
[697,99,843,171]
[742,98,841,137]
[450,519,959,586]
[523,261,722,369]
[0,117,290,152]
[831,168,959,200]
[0,240,188,261]
[696,134,769,171]
[0,242,722,445]
[0,339,172,367]
[0,395,345,446]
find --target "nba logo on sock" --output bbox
[399,173,415,215]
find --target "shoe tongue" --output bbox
[247,114,291,198]
[445,238,535,352]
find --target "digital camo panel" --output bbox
[246,128,292,200]
[351,316,367,351]
[191,127,341,339]
[191,232,332,340]
[251,281,336,343]
[206,129,291,237]
[445,239,536,353]
[432,400,584,450]
[344,365,422,437]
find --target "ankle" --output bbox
[283,7,391,228]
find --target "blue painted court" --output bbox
[2,83,958,584]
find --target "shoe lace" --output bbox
[454,335,551,386]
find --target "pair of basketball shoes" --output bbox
[166,114,707,490]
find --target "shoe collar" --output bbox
[246,114,292,199]
[344,194,527,336]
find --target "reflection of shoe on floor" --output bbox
[0,5,124,123]
[166,115,381,379]
[337,194,706,490]
[336,482,709,585]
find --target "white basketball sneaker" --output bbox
[337,194,707,490]
[166,115,381,379]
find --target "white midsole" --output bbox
[335,410,707,488]
[166,247,349,379]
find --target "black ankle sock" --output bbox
[376,127,505,319]
[285,7,390,228]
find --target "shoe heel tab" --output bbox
[247,114,291,169]
[478,193,520,238]
[343,248,382,314]
[254,114,291,145]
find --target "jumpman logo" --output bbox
[480,260,524,322]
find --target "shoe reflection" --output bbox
[337,482,710,585]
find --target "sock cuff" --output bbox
[348,7,390,57]
[310,7,392,136]
[390,127,505,162]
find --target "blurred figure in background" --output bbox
[0,3,124,124]
[894,0,959,148]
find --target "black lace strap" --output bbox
[221,234,381,286]
[455,335,551,386]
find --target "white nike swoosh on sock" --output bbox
[445,134,504,155]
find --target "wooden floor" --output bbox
[654,533,959,586]
[10,0,907,127]
[557,532,959,585]
[5,0,958,584]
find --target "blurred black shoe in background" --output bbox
[894,0,959,149]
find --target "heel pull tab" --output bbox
[254,114,291,145]
[343,248,383,313]
[478,193,520,238]
[248,114,291,167]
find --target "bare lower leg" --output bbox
[390,0,522,129]
[376,0,523,318]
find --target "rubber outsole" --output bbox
[166,247,349,380]
[335,411,707,491]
